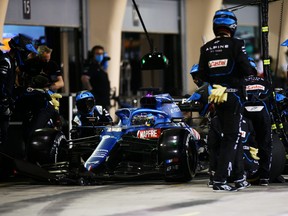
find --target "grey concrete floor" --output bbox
[1,175,288,216]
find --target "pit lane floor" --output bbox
[1,175,288,216]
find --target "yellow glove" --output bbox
[217,91,228,103]
[208,84,227,104]
[249,147,260,160]
[212,84,226,96]
[50,93,62,110]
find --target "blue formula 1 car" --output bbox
[23,92,202,184]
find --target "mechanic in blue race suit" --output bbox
[243,73,272,186]
[197,9,255,191]
[0,34,38,177]
[71,90,113,138]
[188,63,257,187]
[14,45,64,150]
[186,64,213,117]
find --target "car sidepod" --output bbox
[158,128,198,182]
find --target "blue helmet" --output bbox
[189,64,203,86]
[76,90,95,114]
[190,64,199,74]
[248,57,257,75]
[213,9,237,37]
[190,64,199,79]
[281,39,288,47]
[8,34,38,65]
[8,34,38,54]
[248,57,257,69]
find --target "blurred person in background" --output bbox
[81,45,111,111]
[19,45,64,92]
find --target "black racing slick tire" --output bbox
[27,128,68,164]
[159,128,198,182]
[270,134,286,182]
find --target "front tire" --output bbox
[27,128,67,164]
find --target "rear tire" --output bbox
[270,134,286,182]
[159,128,198,182]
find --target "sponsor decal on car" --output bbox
[137,129,161,139]
[107,127,122,132]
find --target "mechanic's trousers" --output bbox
[213,93,244,183]
[207,115,221,179]
[243,101,272,180]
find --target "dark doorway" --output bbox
[121,32,182,97]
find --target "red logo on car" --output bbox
[137,129,161,139]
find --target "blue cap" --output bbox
[25,43,38,54]
[281,39,288,47]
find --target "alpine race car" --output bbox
[24,93,202,184]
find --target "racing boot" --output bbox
[235,179,251,190]
[259,179,269,186]
[207,172,214,188]
[213,182,238,192]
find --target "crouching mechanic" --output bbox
[197,9,255,191]
[71,90,113,138]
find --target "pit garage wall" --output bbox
[3,0,81,94]
[86,0,127,101]
[269,0,288,77]
[1,0,287,95]
[4,0,80,27]
[183,0,223,95]
[0,0,9,42]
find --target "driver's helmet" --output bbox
[75,90,95,114]
[145,113,155,126]
[213,9,237,37]
[132,113,155,126]
[8,34,38,65]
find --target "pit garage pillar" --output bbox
[87,0,127,98]
[183,0,222,94]
[0,0,9,42]
[268,0,288,76]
